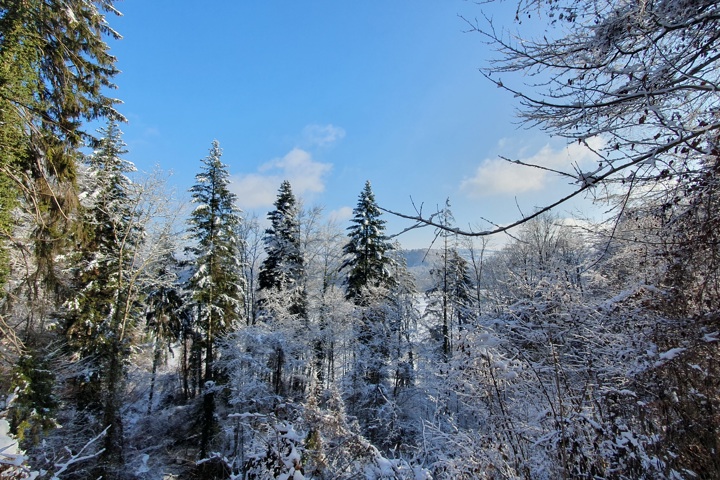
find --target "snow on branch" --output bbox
[383,127,714,237]
[50,426,108,480]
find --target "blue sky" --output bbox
[108,1,602,249]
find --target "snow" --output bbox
[702,332,718,342]
[652,347,686,367]
[0,419,19,457]
[0,420,39,479]
[135,454,150,474]
[576,165,603,187]
[658,347,686,361]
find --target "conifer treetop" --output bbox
[342,180,394,302]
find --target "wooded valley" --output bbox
[0,0,719,479]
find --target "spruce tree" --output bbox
[63,119,141,474]
[186,140,245,457]
[0,1,122,292]
[425,200,476,361]
[258,180,306,318]
[65,119,137,395]
[341,181,394,303]
[341,181,394,379]
[341,181,396,444]
[144,245,184,414]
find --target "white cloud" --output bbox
[301,124,346,147]
[230,147,332,209]
[460,138,603,198]
[229,174,279,208]
[328,206,353,223]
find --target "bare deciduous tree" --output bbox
[388,0,720,239]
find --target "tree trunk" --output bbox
[101,341,125,478]
[147,339,161,414]
[200,311,215,458]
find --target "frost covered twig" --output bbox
[50,426,108,480]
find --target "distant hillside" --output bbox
[399,248,436,291]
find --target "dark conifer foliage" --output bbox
[65,119,137,393]
[341,181,394,303]
[186,140,245,457]
[144,246,185,415]
[340,182,399,446]
[258,180,307,318]
[186,140,245,344]
[63,120,141,475]
[0,0,122,292]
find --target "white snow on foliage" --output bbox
[703,331,719,342]
[658,347,686,360]
[0,419,38,479]
[654,347,686,367]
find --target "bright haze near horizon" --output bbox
[109,1,602,250]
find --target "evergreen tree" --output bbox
[341,180,395,383]
[341,181,397,445]
[0,12,122,454]
[65,119,136,392]
[144,245,184,414]
[186,140,245,457]
[425,201,476,361]
[258,180,306,318]
[63,119,142,475]
[0,1,122,292]
[341,181,394,303]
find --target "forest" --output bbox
[0,0,719,479]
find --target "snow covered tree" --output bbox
[255,181,309,398]
[341,182,395,385]
[0,1,122,294]
[300,208,347,387]
[475,0,720,217]
[64,120,139,450]
[339,182,402,447]
[341,181,394,303]
[457,7,720,472]
[65,119,137,367]
[0,9,123,453]
[186,140,245,457]
[371,248,421,451]
[144,244,185,414]
[237,213,263,325]
[424,201,476,362]
[385,248,419,395]
[59,122,180,478]
[495,213,585,304]
[425,249,475,362]
[258,180,307,319]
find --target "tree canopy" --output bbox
[341,181,395,303]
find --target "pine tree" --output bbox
[258,180,306,319]
[341,181,394,303]
[186,140,245,457]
